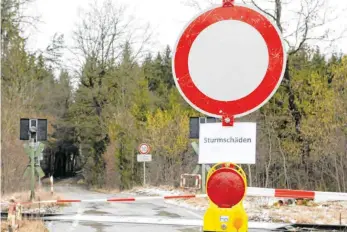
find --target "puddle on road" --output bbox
[153,206,166,210]
[178,227,202,232]
[84,210,111,215]
[79,221,113,232]
[132,202,157,208]
[156,210,181,218]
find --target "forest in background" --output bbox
[1,0,347,195]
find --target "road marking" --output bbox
[69,203,83,232]
[164,199,203,219]
[44,215,291,229]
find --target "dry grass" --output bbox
[90,187,121,194]
[1,189,64,210]
[180,196,347,224]
[129,185,198,194]
[183,197,209,208]
[134,186,347,225]
[1,219,48,232]
[265,203,347,224]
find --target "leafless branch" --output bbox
[182,0,345,56]
[71,0,152,72]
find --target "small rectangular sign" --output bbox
[198,122,256,164]
[137,154,152,162]
[220,216,229,222]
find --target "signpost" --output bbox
[172,0,286,231]
[137,143,151,186]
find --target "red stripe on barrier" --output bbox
[275,189,315,199]
[57,200,81,203]
[19,202,33,205]
[164,195,196,199]
[107,198,135,202]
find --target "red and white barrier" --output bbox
[0,194,206,206]
[180,174,202,190]
[247,187,347,201]
[1,187,346,206]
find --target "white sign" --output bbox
[198,122,256,164]
[137,154,152,162]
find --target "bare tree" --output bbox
[71,0,152,75]
[182,0,346,157]
[183,0,346,55]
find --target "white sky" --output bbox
[22,0,347,71]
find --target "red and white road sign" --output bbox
[172,2,286,119]
[138,143,151,154]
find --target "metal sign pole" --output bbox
[30,141,35,200]
[202,164,206,193]
[143,161,146,186]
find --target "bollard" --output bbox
[50,175,54,195]
[203,163,248,232]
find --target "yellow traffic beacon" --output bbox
[203,162,248,232]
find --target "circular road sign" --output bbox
[138,143,151,154]
[206,167,246,208]
[172,3,287,118]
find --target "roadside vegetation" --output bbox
[1,220,48,232]
[2,0,347,199]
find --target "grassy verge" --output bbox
[1,219,48,232]
[90,187,120,194]
[1,189,66,232]
[1,189,65,211]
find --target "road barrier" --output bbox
[246,187,347,201]
[180,174,202,190]
[0,194,206,206]
[1,187,347,206]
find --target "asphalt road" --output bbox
[45,185,205,232]
[44,184,286,232]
